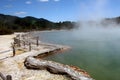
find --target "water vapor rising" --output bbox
[79,0,108,21]
[71,0,120,41]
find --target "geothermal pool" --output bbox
[37,28,120,80]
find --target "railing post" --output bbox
[23,41,25,49]
[36,36,39,46]
[6,75,12,80]
[0,72,6,80]
[29,42,31,51]
[11,43,16,57]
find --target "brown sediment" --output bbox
[69,65,91,78]
[35,47,70,59]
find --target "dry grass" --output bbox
[17,62,24,69]
[0,61,4,67]
[16,49,26,55]
[10,49,26,56]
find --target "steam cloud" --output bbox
[72,0,120,41]
[79,0,108,21]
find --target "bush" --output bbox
[0,28,13,35]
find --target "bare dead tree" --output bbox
[13,37,20,47]
[18,39,21,47]
[13,37,16,44]
[16,34,21,47]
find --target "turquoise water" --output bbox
[37,28,120,80]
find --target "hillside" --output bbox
[0,14,77,35]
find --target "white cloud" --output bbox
[15,11,27,15]
[53,0,60,2]
[37,0,49,2]
[26,1,32,4]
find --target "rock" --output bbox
[24,57,94,80]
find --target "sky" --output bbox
[0,0,120,22]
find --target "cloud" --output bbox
[53,0,60,2]
[26,1,32,4]
[14,11,27,15]
[37,0,49,2]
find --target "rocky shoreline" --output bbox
[25,57,93,80]
[0,33,94,80]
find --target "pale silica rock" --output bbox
[25,57,94,80]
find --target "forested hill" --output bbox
[0,14,77,35]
